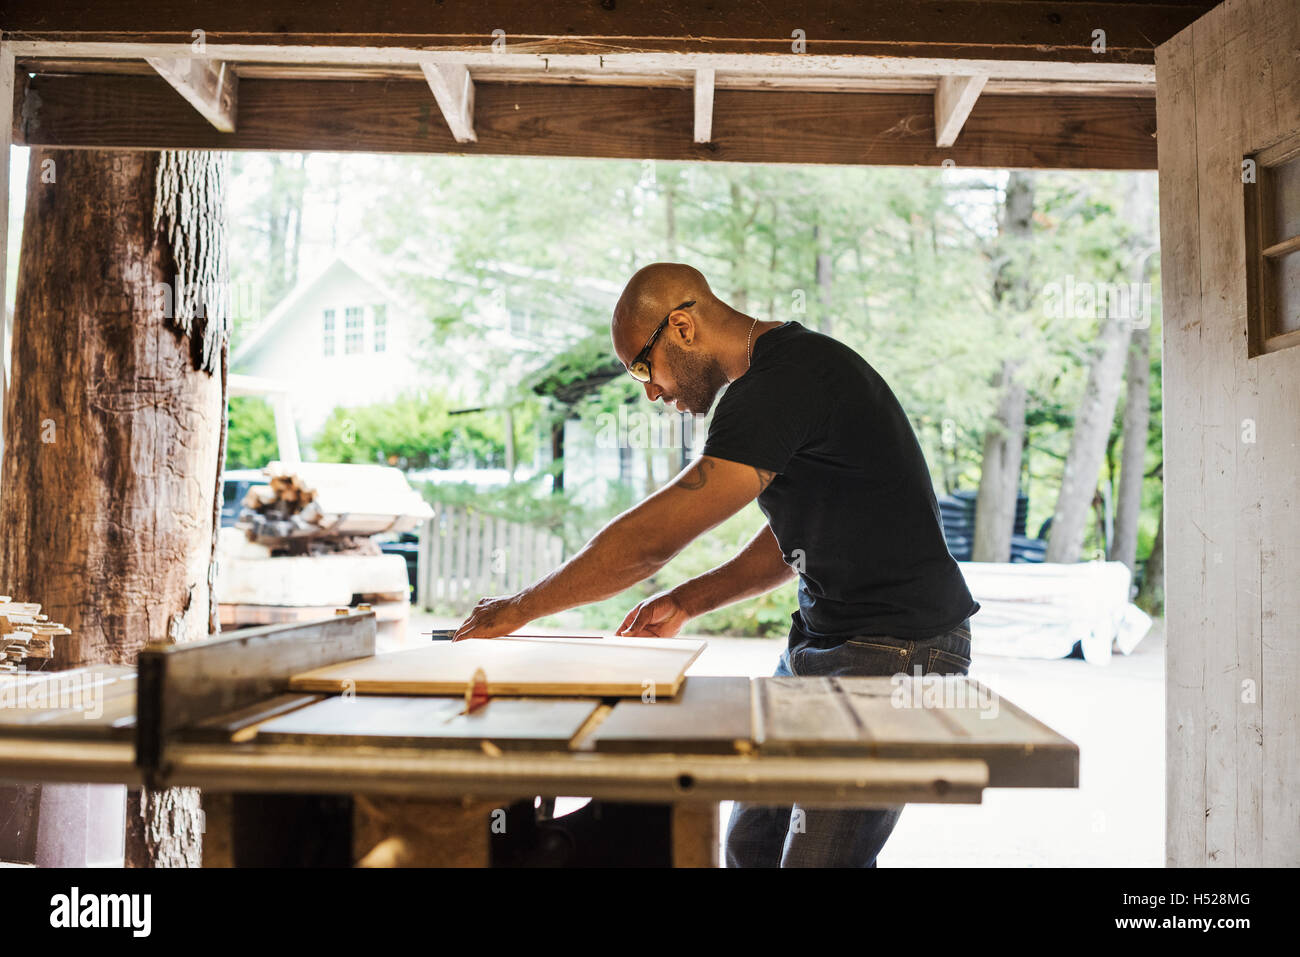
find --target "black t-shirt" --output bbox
[701,321,978,641]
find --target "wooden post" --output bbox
[0,148,229,866]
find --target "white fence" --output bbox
[417,505,565,612]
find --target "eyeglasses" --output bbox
[626,300,695,382]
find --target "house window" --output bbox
[1245,132,1300,355]
[322,309,336,355]
[373,304,387,353]
[344,307,364,355]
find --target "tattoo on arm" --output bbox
[679,458,716,490]
[754,468,776,492]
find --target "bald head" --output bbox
[609,262,757,415]
[611,263,717,345]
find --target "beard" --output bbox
[662,340,729,415]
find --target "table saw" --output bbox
[0,610,1077,866]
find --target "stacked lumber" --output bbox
[0,597,71,673]
[236,462,433,548]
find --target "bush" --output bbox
[225,396,279,470]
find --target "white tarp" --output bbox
[958,561,1152,666]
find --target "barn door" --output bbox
[1155,0,1300,868]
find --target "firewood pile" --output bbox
[235,462,433,550]
[0,597,71,674]
[237,471,327,544]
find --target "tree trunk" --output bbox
[1046,176,1155,564]
[1044,312,1130,562]
[550,420,565,494]
[814,220,833,335]
[972,171,1034,562]
[972,360,1027,561]
[0,148,229,867]
[1112,316,1151,572]
[1135,507,1164,614]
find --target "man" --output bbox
[454,262,979,867]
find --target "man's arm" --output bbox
[452,455,774,639]
[617,524,793,637]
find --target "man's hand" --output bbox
[617,589,691,638]
[452,594,532,641]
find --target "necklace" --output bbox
[746,317,759,368]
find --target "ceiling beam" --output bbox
[0,1,1217,63]
[935,74,987,148]
[419,61,476,143]
[12,73,1158,170]
[6,43,1157,84]
[693,68,715,144]
[144,56,237,131]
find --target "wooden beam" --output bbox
[935,74,988,148]
[144,56,237,132]
[13,74,1159,170]
[0,1,1218,62]
[8,43,1158,85]
[693,68,715,144]
[0,42,12,465]
[419,61,476,143]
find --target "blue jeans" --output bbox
[724,617,973,868]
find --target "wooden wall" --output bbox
[1157,0,1300,867]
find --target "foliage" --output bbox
[313,393,537,470]
[225,154,1167,635]
[225,397,279,470]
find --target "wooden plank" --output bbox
[840,678,1078,787]
[10,57,1163,97]
[1154,21,1205,868]
[1189,0,1255,871]
[587,676,752,754]
[186,693,323,742]
[693,68,715,144]
[255,694,600,750]
[752,676,1078,788]
[145,55,237,131]
[419,60,475,143]
[288,635,706,697]
[934,73,987,147]
[0,2,1216,62]
[0,666,137,740]
[14,75,1160,170]
[1178,0,1299,868]
[753,676,862,753]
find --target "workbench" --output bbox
[0,611,1077,867]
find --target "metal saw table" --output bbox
[0,611,1077,866]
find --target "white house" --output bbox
[232,253,427,437]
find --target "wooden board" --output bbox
[754,676,1078,787]
[0,2,1213,61]
[288,635,705,697]
[254,694,601,751]
[0,665,137,740]
[587,676,752,754]
[15,74,1159,170]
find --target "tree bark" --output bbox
[0,148,229,867]
[972,171,1034,562]
[1112,316,1151,572]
